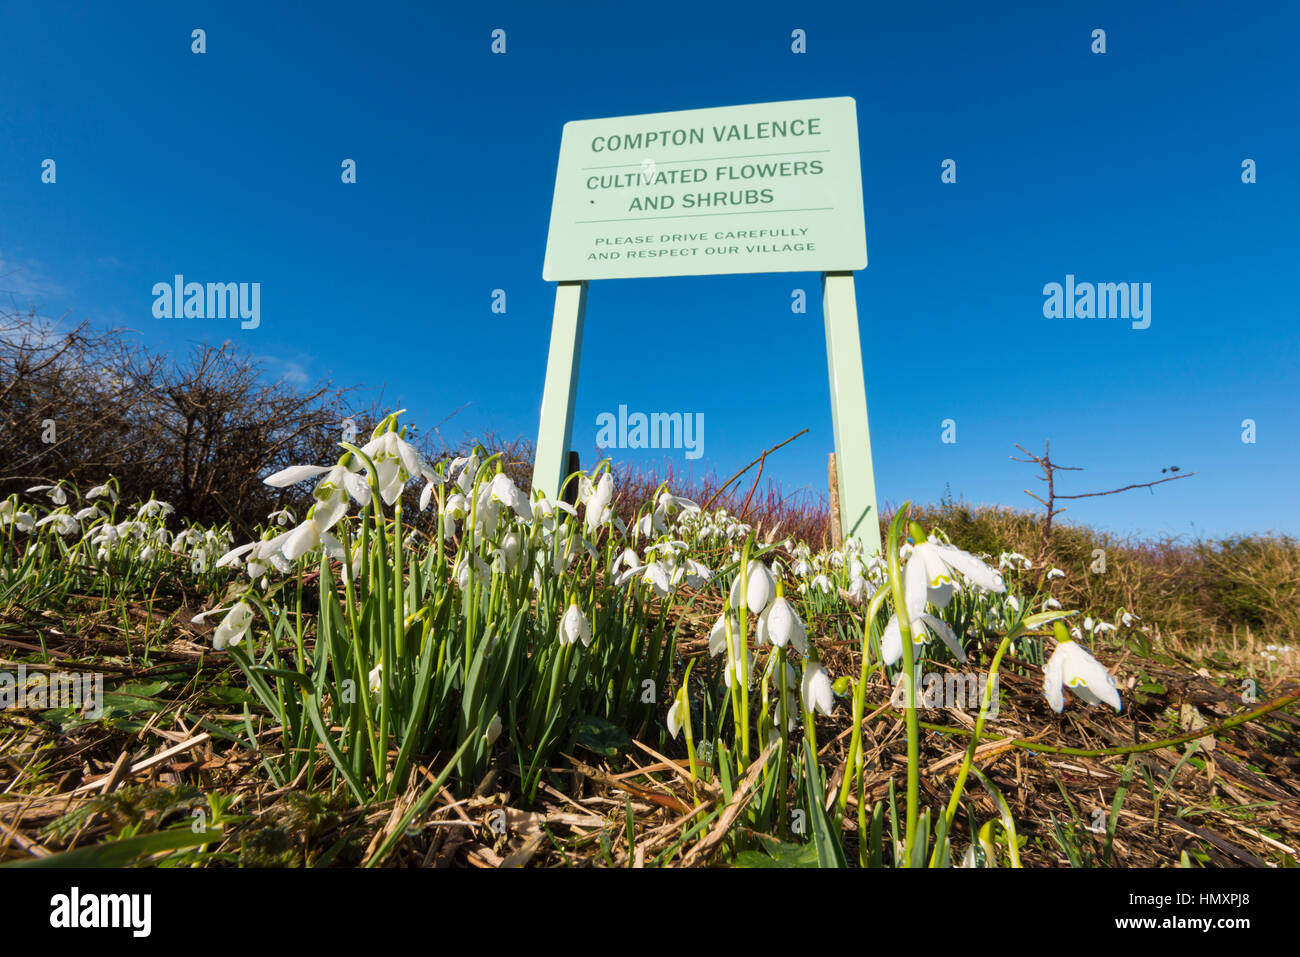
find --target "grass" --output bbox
[0,446,1296,869]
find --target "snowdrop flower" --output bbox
[270,515,340,563]
[27,484,67,505]
[801,659,835,716]
[496,531,523,570]
[488,472,532,522]
[670,556,707,589]
[1046,568,1066,581]
[666,689,686,740]
[73,505,102,521]
[417,475,441,512]
[368,663,383,695]
[723,647,754,690]
[882,613,967,666]
[455,553,490,590]
[86,484,118,503]
[582,472,614,536]
[35,513,79,537]
[908,537,1006,608]
[1043,622,1121,713]
[808,573,833,594]
[765,592,808,655]
[360,428,428,506]
[1043,597,1062,610]
[137,499,174,520]
[451,453,479,495]
[637,562,672,598]
[485,713,503,746]
[267,508,295,527]
[532,496,575,533]
[708,612,738,657]
[612,547,641,578]
[559,601,593,647]
[729,560,774,614]
[193,600,255,650]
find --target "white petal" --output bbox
[265,464,331,487]
[920,614,966,663]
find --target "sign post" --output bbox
[533,280,588,504]
[535,96,881,554]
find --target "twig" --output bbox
[701,429,808,513]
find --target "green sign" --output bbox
[542,97,867,281]
[534,97,881,554]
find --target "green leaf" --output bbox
[2,827,221,868]
[730,841,820,868]
[572,714,633,758]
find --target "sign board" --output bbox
[543,97,867,281]
[534,97,881,554]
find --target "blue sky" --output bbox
[2,1,1296,540]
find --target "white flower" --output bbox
[264,464,331,487]
[708,612,737,657]
[881,613,967,666]
[86,484,118,503]
[1046,567,1065,581]
[1043,636,1121,713]
[35,513,79,537]
[27,484,67,505]
[583,472,614,535]
[619,560,671,598]
[801,661,834,716]
[908,540,1006,608]
[666,691,686,740]
[488,472,532,522]
[361,430,428,506]
[204,600,254,650]
[137,499,174,520]
[368,663,383,695]
[559,602,592,647]
[729,560,774,614]
[766,595,808,655]
[452,453,479,494]
[267,508,295,527]
[485,713,503,746]
[263,519,314,562]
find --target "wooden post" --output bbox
[828,452,842,549]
